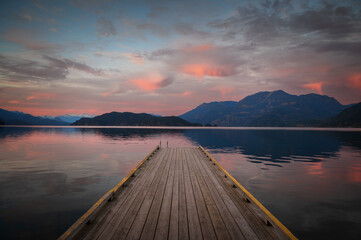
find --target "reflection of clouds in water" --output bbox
[0,127,360,239]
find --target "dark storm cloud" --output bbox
[97,17,117,37]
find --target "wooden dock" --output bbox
[59,146,297,240]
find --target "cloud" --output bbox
[0,54,67,82]
[149,43,243,78]
[347,73,361,90]
[211,86,236,96]
[174,22,210,37]
[302,82,325,95]
[209,0,361,43]
[43,55,104,76]
[0,54,104,84]
[26,92,56,101]
[123,53,145,65]
[1,29,62,52]
[97,17,117,37]
[180,63,236,78]
[130,74,174,92]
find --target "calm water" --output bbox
[0,127,361,239]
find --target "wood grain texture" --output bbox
[69,147,294,240]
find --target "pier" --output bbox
[59,146,297,240]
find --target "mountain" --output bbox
[41,114,95,123]
[71,112,201,126]
[0,108,68,125]
[322,102,361,127]
[179,90,346,126]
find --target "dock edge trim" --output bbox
[198,145,298,240]
[58,145,160,240]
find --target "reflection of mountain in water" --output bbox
[183,129,361,164]
[0,127,186,140]
[1,127,360,165]
[0,127,80,139]
[77,128,186,140]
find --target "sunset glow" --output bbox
[302,82,325,95]
[0,0,360,116]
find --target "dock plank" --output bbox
[138,148,175,240]
[61,147,296,240]
[167,148,179,240]
[194,148,261,240]
[177,148,189,240]
[185,148,217,240]
[83,149,164,240]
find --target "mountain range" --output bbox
[41,114,95,123]
[0,108,67,125]
[179,90,356,127]
[1,90,360,127]
[322,102,361,127]
[71,112,201,126]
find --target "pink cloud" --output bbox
[302,82,324,94]
[26,92,56,101]
[212,86,236,96]
[348,73,361,90]
[180,63,234,78]
[129,74,173,92]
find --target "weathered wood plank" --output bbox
[191,148,246,240]
[184,148,217,240]
[114,148,172,240]
[187,148,232,240]
[194,148,276,240]
[167,148,179,240]
[97,148,169,240]
[62,147,295,240]
[83,149,164,240]
[182,148,203,240]
[177,148,189,240]
[138,148,175,240]
[154,148,176,240]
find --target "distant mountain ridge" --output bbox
[72,112,201,126]
[179,90,350,127]
[322,102,361,127]
[41,114,95,123]
[0,108,68,125]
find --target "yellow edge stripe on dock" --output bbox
[198,146,298,240]
[58,145,160,240]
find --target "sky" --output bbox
[0,0,360,116]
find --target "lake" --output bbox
[0,126,360,239]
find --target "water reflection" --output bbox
[0,127,360,239]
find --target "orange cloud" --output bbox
[212,86,235,96]
[302,82,324,94]
[181,63,234,78]
[26,92,56,101]
[347,73,361,90]
[132,78,160,91]
[8,100,20,104]
[130,74,173,92]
